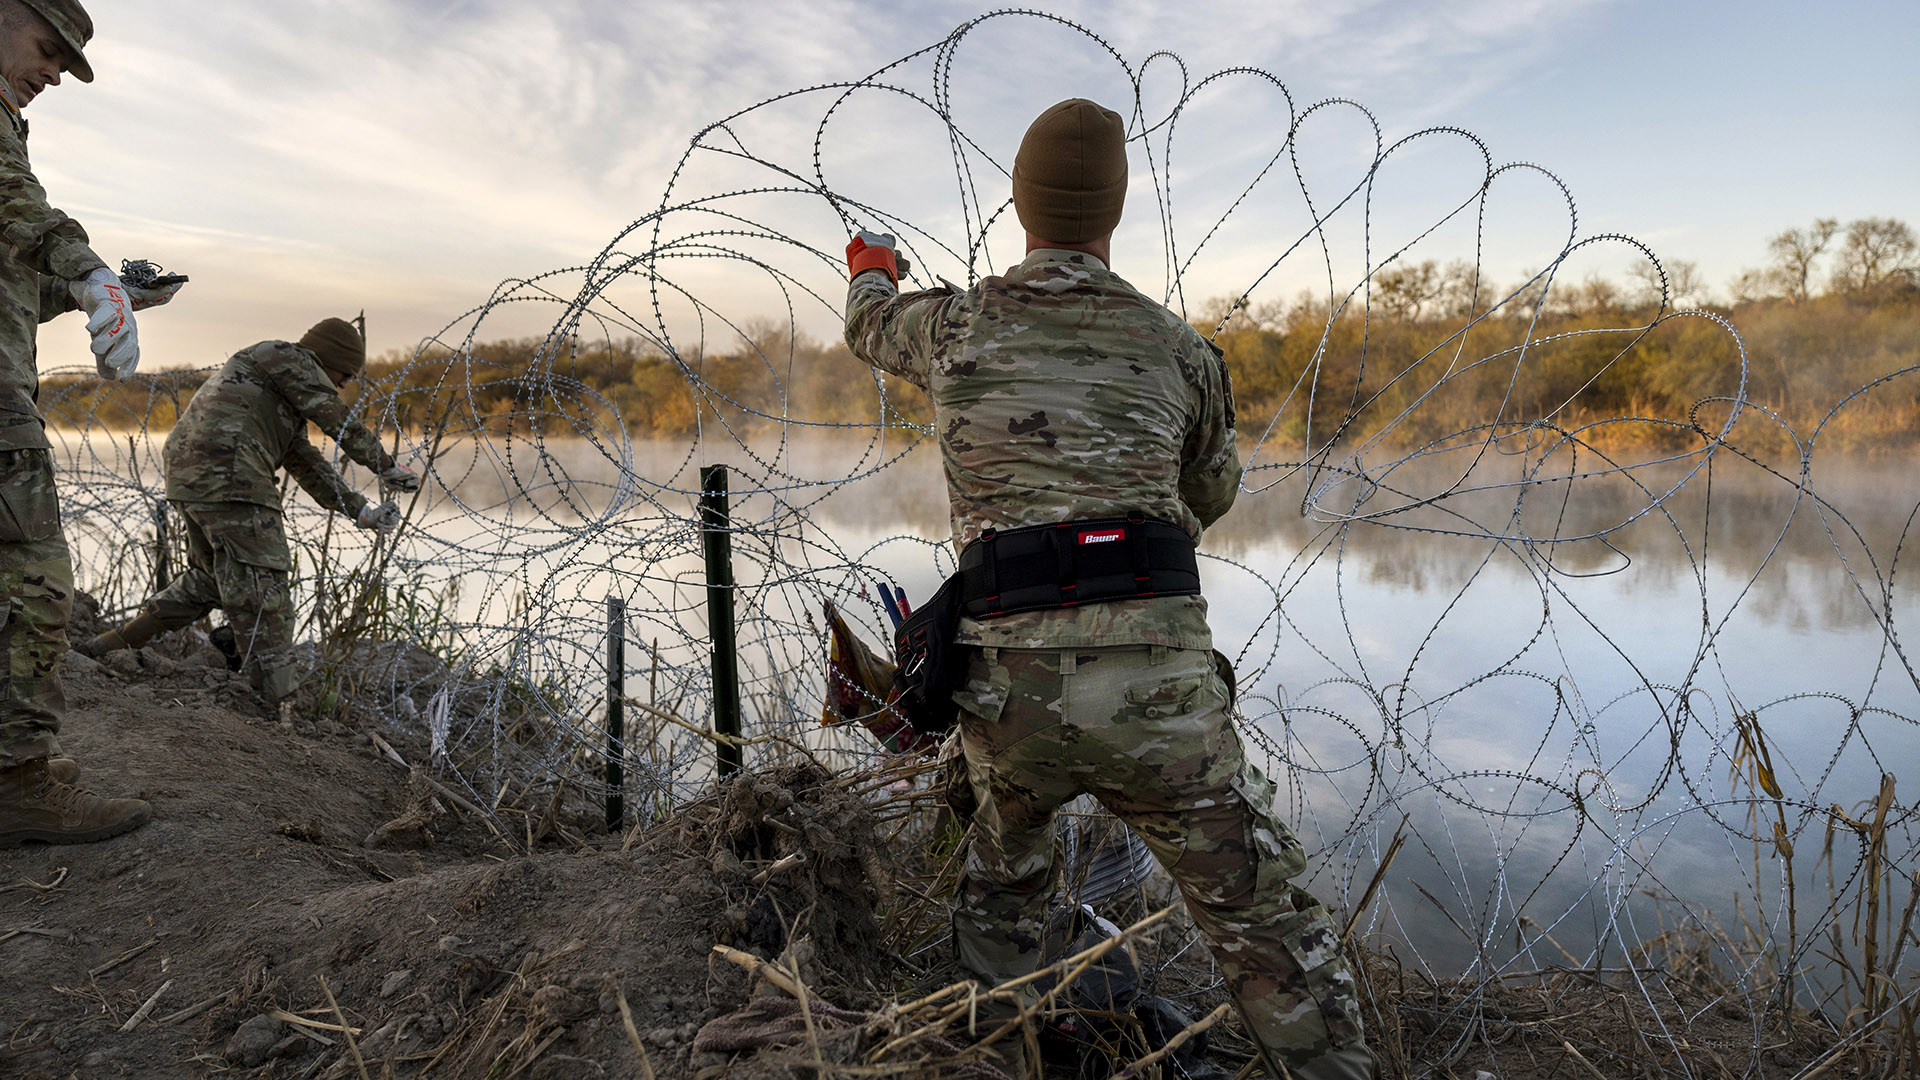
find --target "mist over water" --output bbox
[356,432,1918,979]
[787,435,1920,980]
[57,416,1917,985]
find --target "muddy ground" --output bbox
[0,642,1871,1080]
[0,639,919,1080]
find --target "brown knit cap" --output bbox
[300,317,365,380]
[1011,98,1128,244]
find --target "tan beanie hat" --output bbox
[1011,99,1128,244]
[300,317,365,380]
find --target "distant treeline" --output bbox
[1191,215,1918,455]
[42,217,1919,454]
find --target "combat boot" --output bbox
[46,756,78,784]
[76,611,167,659]
[0,759,151,847]
[208,624,241,671]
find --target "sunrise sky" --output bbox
[26,0,1917,373]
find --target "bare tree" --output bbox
[1669,260,1707,306]
[1435,259,1483,318]
[1373,260,1441,319]
[1283,288,1334,331]
[1193,294,1256,332]
[1728,267,1778,305]
[1504,271,1551,319]
[1765,217,1838,301]
[1574,273,1622,316]
[1628,257,1705,309]
[1832,217,1918,293]
[1247,296,1291,331]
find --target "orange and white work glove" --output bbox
[846,230,910,283]
[356,500,402,533]
[69,268,140,380]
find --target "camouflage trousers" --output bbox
[0,449,71,767]
[143,501,298,701]
[951,644,1376,1079]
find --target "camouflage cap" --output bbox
[299,318,366,380]
[19,0,93,84]
[1011,98,1127,244]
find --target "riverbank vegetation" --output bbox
[42,217,1918,455]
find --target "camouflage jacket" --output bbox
[164,341,393,516]
[844,249,1241,650]
[0,102,107,451]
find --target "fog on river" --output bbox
[56,429,1920,985]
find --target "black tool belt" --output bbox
[956,514,1201,618]
[893,575,967,735]
[892,515,1199,736]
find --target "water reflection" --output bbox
[58,428,1917,988]
[785,436,1919,985]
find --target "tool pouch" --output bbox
[892,574,970,735]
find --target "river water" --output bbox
[786,438,1920,981]
[57,428,1919,986]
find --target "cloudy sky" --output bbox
[28,0,1917,373]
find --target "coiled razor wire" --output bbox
[39,10,1918,1072]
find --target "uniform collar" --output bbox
[0,85,25,139]
[1019,248,1110,273]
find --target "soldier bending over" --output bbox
[81,319,419,702]
[842,100,1377,1078]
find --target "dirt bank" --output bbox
[1,650,1865,1080]
[0,647,910,1079]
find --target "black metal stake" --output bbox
[701,464,742,778]
[605,594,626,830]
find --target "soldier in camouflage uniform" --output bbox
[843,100,1377,1079]
[81,318,420,702]
[0,0,181,846]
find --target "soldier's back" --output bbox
[935,249,1231,652]
[934,249,1217,542]
[164,342,313,509]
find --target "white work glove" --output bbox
[69,267,140,380]
[126,279,185,311]
[356,500,402,533]
[380,464,421,493]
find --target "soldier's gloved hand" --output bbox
[126,279,186,311]
[380,464,421,493]
[846,230,910,283]
[356,500,402,533]
[69,268,140,380]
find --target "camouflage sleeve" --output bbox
[0,124,108,283]
[35,272,77,324]
[255,344,394,474]
[843,270,958,389]
[283,433,369,518]
[1180,335,1242,529]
